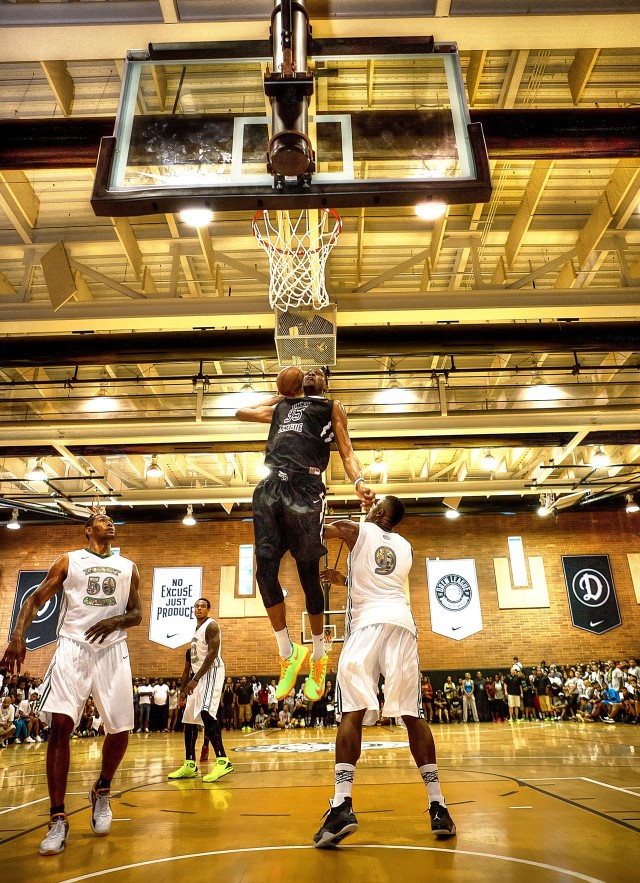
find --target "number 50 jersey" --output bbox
[57,548,134,650]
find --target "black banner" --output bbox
[561,555,621,635]
[8,571,61,651]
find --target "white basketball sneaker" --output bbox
[39,813,69,855]
[90,783,112,835]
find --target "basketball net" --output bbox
[91,495,106,515]
[252,208,342,311]
[323,629,334,657]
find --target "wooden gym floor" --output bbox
[1,721,637,883]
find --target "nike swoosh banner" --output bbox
[561,555,621,635]
[9,571,58,651]
[149,566,203,648]
[426,559,483,641]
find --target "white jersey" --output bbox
[346,521,415,636]
[57,548,133,650]
[190,617,222,675]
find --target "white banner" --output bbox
[149,567,203,649]
[426,558,483,641]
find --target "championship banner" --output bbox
[9,570,59,652]
[561,555,621,635]
[149,567,203,649]
[426,558,483,641]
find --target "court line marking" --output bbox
[524,776,640,799]
[580,777,640,798]
[0,797,48,815]
[57,844,608,883]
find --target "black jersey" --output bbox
[265,396,334,474]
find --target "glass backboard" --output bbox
[92,37,491,216]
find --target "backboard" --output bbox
[91,37,491,216]
[302,610,346,645]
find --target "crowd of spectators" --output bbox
[2,654,637,747]
[422,656,640,726]
[130,674,338,734]
[0,672,49,747]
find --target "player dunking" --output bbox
[167,598,233,783]
[236,367,375,703]
[313,495,456,847]
[1,514,142,856]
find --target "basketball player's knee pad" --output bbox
[256,557,285,609]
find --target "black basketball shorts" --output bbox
[252,473,327,562]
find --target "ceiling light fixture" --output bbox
[29,458,47,481]
[591,445,609,468]
[537,492,555,517]
[377,361,411,408]
[481,451,497,471]
[146,454,162,478]
[625,494,639,514]
[415,201,447,221]
[7,508,21,530]
[182,504,196,526]
[368,452,387,475]
[179,207,213,228]
[93,383,117,413]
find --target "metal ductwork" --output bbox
[0,322,638,368]
[2,109,639,170]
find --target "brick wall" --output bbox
[1,511,638,681]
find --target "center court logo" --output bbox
[571,568,610,608]
[435,574,472,611]
[234,741,409,754]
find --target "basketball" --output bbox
[277,366,304,397]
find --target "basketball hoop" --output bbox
[323,631,334,657]
[252,208,342,311]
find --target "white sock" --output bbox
[332,763,355,807]
[311,632,325,661]
[275,627,293,659]
[419,763,445,806]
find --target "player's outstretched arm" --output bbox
[330,401,376,509]
[1,555,69,673]
[184,620,221,695]
[235,394,284,424]
[324,518,360,550]
[85,563,142,644]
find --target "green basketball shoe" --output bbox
[167,760,198,779]
[275,642,310,701]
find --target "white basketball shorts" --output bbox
[336,623,423,726]
[182,659,225,725]
[39,636,133,734]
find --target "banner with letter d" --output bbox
[562,555,621,635]
[149,567,202,648]
[426,558,483,641]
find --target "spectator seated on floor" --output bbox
[600,684,623,724]
[449,694,463,723]
[266,708,280,728]
[551,689,569,721]
[254,709,268,730]
[0,695,16,747]
[89,709,105,736]
[12,693,30,743]
[624,675,639,723]
[291,698,307,727]
[278,707,292,729]
[433,690,449,724]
